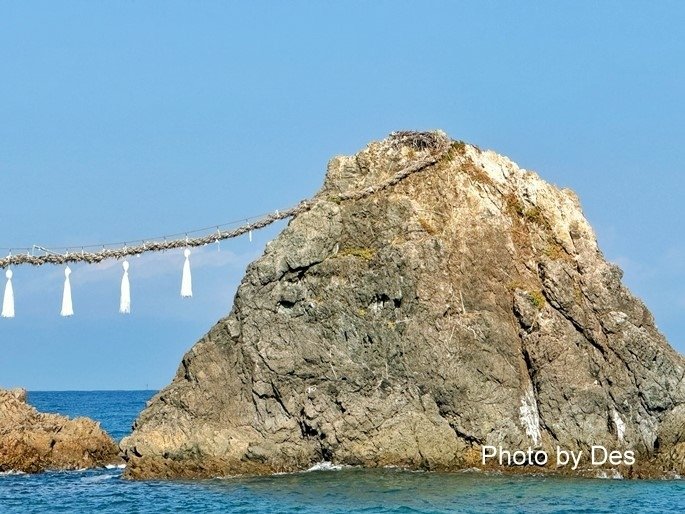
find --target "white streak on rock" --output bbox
[519,385,541,446]
[613,409,626,443]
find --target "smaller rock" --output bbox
[0,388,121,473]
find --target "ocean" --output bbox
[0,391,682,513]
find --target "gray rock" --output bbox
[120,132,685,479]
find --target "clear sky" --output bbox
[1,1,683,390]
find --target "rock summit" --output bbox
[121,131,685,479]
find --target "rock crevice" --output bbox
[120,132,685,478]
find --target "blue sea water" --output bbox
[0,391,683,513]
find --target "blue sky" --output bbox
[1,1,683,390]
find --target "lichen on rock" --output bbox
[120,131,685,479]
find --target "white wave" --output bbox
[595,469,623,480]
[459,467,483,473]
[306,461,343,472]
[105,463,126,469]
[81,474,116,483]
[0,470,26,476]
[216,461,348,478]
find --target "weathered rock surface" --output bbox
[0,388,120,473]
[121,131,685,479]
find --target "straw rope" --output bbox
[0,133,450,269]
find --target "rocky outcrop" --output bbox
[0,388,120,473]
[120,131,685,479]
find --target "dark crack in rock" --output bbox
[120,132,685,479]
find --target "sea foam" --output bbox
[306,461,344,472]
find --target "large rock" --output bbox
[0,388,120,473]
[120,131,685,478]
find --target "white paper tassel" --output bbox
[120,260,131,314]
[61,266,74,317]
[181,249,192,298]
[2,269,15,318]
[248,229,252,242]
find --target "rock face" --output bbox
[121,131,685,478]
[0,388,120,473]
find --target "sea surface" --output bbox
[0,391,683,513]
